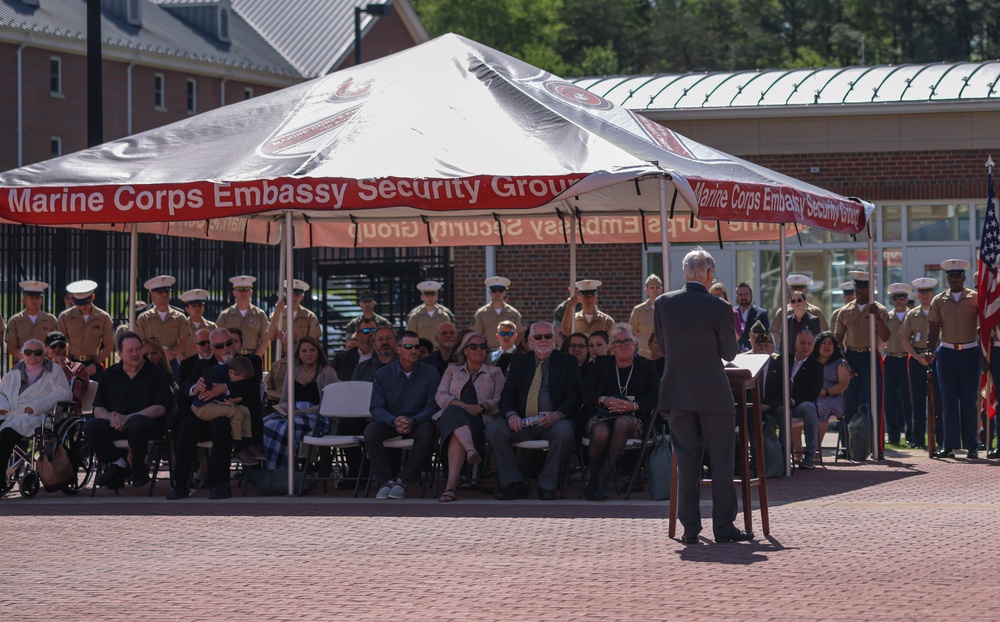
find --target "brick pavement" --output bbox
[1,447,998,621]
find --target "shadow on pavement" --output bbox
[762,457,924,506]
[675,534,791,564]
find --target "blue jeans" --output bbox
[935,346,980,450]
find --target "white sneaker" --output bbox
[376,483,392,499]
[388,481,406,499]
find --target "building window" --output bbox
[908,204,970,241]
[154,73,165,110]
[244,87,254,100]
[186,78,197,113]
[50,57,62,96]
[50,136,62,158]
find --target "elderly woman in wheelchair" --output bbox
[1,339,74,494]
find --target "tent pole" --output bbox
[779,224,791,476]
[128,223,138,327]
[658,179,669,284]
[569,212,577,303]
[485,246,496,304]
[284,212,296,495]
[868,221,879,459]
[275,234,285,361]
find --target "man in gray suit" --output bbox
[655,248,752,544]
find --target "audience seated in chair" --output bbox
[760,329,823,469]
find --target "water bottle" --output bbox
[522,415,543,427]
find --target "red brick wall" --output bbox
[452,245,644,329]
[747,149,994,202]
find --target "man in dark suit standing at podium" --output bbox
[655,248,751,544]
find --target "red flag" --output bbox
[977,163,999,418]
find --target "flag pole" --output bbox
[983,156,996,457]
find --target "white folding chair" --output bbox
[299,381,372,496]
[79,381,98,417]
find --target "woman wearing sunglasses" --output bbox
[434,331,504,502]
[783,294,822,350]
[0,338,73,492]
[582,323,658,500]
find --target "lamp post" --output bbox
[354,2,392,65]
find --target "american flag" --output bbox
[979,160,999,419]
[979,162,1000,353]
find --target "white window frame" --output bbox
[154,73,166,110]
[50,56,62,96]
[186,78,197,114]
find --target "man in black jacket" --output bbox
[484,321,582,500]
[761,329,823,469]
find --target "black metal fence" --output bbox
[1,225,450,371]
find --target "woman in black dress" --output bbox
[582,323,659,500]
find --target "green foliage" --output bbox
[412,0,1000,75]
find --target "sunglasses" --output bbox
[465,343,489,350]
[532,333,554,341]
[489,287,506,293]
[399,343,419,350]
[152,288,171,294]
[23,349,44,356]
[359,327,376,334]
[791,297,805,303]
[72,298,91,306]
[891,294,908,300]
[195,340,211,347]
[48,342,67,349]
[211,339,236,350]
[497,331,515,338]
[580,291,597,297]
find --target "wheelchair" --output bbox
[2,401,95,498]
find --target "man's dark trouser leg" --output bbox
[363,421,399,485]
[669,409,705,536]
[82,417,122,466]
[175,415,233,490]
[123,415,161,480]
[908,356,928,446]
[399,420,435,485]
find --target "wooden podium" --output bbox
[667,353,771,537]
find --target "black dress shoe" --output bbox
[934,448,956,459]
[208,484,233,500]
[680,533,699,544]
[494,481,529,501]
[166,487,191,500]
[966,448,979,459]
[132,471,151,488]
[715,529,754,543]
[95,463,126,488]
[537,487,557,501]
[988,448,1000,459]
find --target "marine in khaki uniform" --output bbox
[57,279,114,380]
[882,283,914,447]
[927,259,980,458]
[833,271,891,457]
[629,274,663,359]
[216,275,270,357]
[900,277,940,449]
[267,279,322,346]
[772,274,829,344]
[405,281,456,345]
[472,276,524,349]
[133,275,192,365]
[828,281,855,337]
[179,289,217,359]
[344,289,391,334]
[560,279,615,337]
[4,280,59,360]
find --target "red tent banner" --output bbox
[0,33,873,246]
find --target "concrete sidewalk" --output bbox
[2,447,998,620]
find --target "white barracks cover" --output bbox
[0,34,872,248]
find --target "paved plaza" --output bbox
[2,446,998,621]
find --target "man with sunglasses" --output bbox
[57,279,115,382]
[486,321,582,500]
[490,319,520,375]
[217,275,270,357]
[4,280,59,361]
[344,289,391,335]
[365,330,440,499]
[179,289,217,358]
[473,276,524,349]
[834,271,891,458]
[170,328,263,499]
[334,318,377,381]
[134,275,192,380]
[178,328,215,390]
[406,281,456,345]
[559,279,614,338]
[44,330,89,416]
[883,283,915,447]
